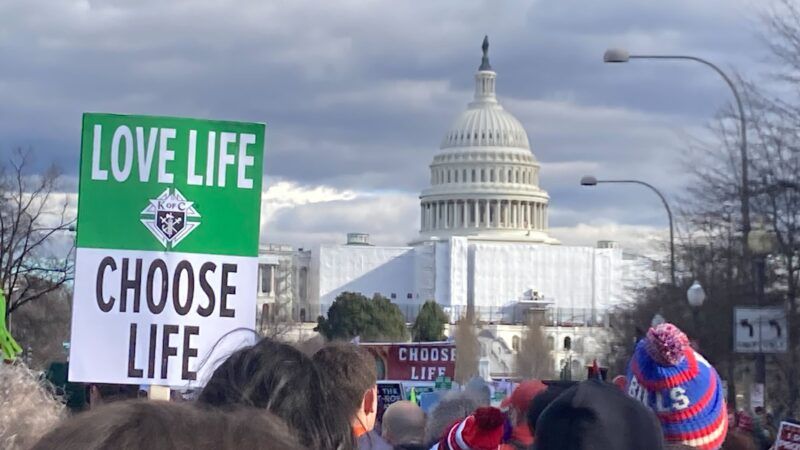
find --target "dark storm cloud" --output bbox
[0,0,769,240]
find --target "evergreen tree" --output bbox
[315,292,408,342]
[411,301,449,341]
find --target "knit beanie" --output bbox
[434,406,505,450]
[626,323,728,450]
[534,379,665,450]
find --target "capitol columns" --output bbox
[525,202,530,229]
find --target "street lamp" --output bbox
[581,175,676,285]
[603,48,751,286]
[748,226,778,387]
[687,281,706,308]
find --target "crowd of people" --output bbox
[0,322,793,449]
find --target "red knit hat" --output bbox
[438,407,505,450]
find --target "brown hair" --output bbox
[198,338,354,450]
[32,400,303,450]
[312,342,377,418]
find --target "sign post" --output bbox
[69,113,265,388]
[734,307,788,353]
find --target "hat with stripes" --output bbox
[432,406,505,450]
[626,323,728,450]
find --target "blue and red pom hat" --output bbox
[626,323,728,450]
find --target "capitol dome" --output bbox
[417,37,557,244]
[441,105,531,150]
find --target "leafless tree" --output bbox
[454,312,480,384]
[516,310,553,379]
[12,285,71,369]
[1,149,75,323]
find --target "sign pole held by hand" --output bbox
[148,385,171,401]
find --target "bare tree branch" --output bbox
[0,148,74,322]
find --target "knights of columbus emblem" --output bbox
[140,188,201,248]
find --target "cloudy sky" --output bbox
[0,0,775,252]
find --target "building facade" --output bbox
[258,38,645,377]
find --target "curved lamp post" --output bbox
[603,48,750,285]
[581,175,675,286]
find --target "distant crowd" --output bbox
[0,322,793,449]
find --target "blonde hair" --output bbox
[0,362,65,450]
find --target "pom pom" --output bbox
[473,406,504,430]
[645,323,689,365]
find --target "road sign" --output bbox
[435,375,452,390]
[734,307,788,353]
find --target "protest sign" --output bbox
[377,382,404,423]
[69,113,265,387]
[776,421,800,450]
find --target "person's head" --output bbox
[534,379,665,450]
[501,379,546,425]
[734,410,754,433]
[611,375,627,391]
[526,381,573,436]
[464,376,491,406]
[0,362,64,450]
[312,342,378,432]
[425,391,480,447]
[381,401,426,447]
[719,428,758,450]
[32,400,303,450]
[435,406,505,450]
[626,323,728,449]
[198,337,354,450]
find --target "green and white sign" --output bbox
[69,113,265,387]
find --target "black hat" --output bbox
[534,379,665,450]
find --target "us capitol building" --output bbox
[257,38,647,378]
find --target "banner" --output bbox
[362,342,456,381]
[69,113,265,387]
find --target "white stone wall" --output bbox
[311,237,625,324]
[314,244,418,313]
